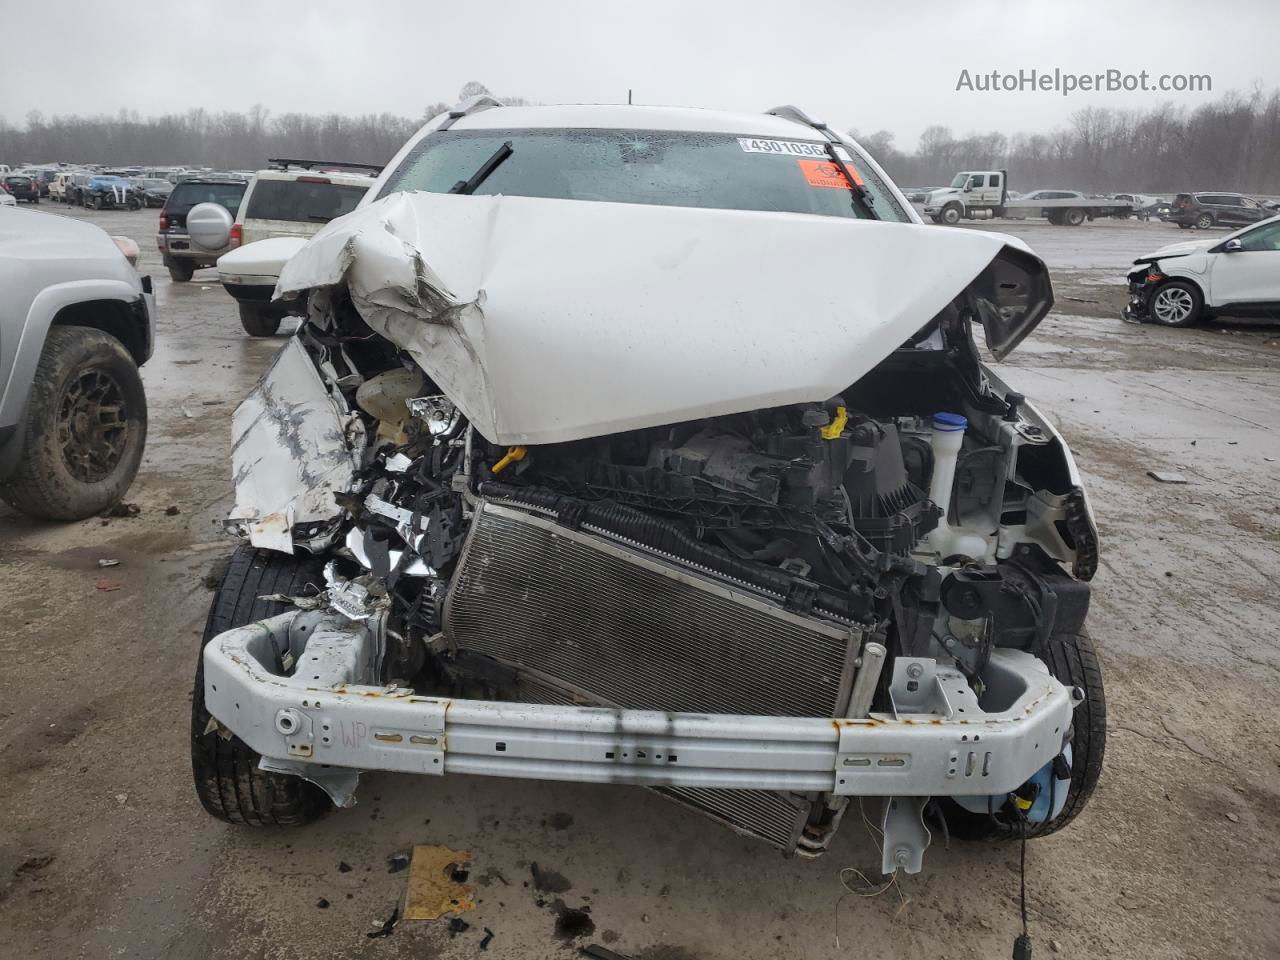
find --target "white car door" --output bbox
[1207,220,1280,306]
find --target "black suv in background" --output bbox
[156,176,247,281]
[1,175,40,203]
[1169,192,1270,229]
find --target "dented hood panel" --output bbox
[279,192,1048,445]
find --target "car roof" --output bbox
[175,176,247,185]
[252,168,375,187]
[450,104,825,138]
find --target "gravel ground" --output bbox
[1,207,1278,960]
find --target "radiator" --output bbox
[443,499,862,852]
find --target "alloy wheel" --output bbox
[56,368,131,482]
[1152,287,1195,325]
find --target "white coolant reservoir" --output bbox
[927,412,989,561]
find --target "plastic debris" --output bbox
[97,558,121,568]
[1147,471,1188,484]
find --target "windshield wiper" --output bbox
[822,142,876,219]
[449,141,514,195]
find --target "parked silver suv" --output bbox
[0,207,154,519]
[156,176,247,281]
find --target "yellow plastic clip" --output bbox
[1013,795,1034,812]
[491,445,527,475]
[820,405,848,440]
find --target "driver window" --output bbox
[1238,222,1280,252]
[968,175,986,188]
[1240,197,1258,209]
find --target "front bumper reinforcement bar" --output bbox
[204,610,1077,803]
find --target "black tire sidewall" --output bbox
[0,327,147,521]
[239,303,282,337]
[191,546,331,826]
[940,627,1106,842]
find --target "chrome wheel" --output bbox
[1151,286,1196,325]
[1195,214,1213,229]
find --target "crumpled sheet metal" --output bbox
[228,337,363,552]
[276,190,1028,447]
[403,845,476,921]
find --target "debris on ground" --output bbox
[580,946,633,960]
[316,898,330,909]
[387,852,410,873]
[94,579,122,592]
[402,845,476,921]
[367,905,399,939]
[165,505,181,516]
[447,917,470,937]
[1147,471,1189,484]
[96,558,120,568]
[338,861,352,873]
[99,502,140,518]
[480,928,495,950]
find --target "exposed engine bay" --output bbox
[222,299,1095,858]
[208,190,1101,866]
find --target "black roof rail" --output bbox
[266,158,384,174]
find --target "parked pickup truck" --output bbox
[924,171,1136,225]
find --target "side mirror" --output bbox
[1223,239,1243,253]
[963,181,973,193]
[187,202,233,251]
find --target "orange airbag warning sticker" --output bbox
[797,158,863,189]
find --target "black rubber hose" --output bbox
[480,481,868,621]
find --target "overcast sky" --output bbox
[1,0,1277,147]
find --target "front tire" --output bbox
[191,545,331,827]
[1149,280,1203,327]
[238,302,283,337]
[940,627,1106,841]
[1064,207,1086,226]
[0,327,147,521]
[940,203,962,225]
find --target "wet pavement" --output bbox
[1,206,1277,960]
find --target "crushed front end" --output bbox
[201,192,1101,872]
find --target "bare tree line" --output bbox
[3,83,1279,194]
[854,87,1280,194]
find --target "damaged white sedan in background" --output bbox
[190,101,1104,876]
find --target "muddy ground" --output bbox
[1,210,1277,960]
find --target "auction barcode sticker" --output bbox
[737,138,829,157]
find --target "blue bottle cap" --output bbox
[933,412,968,432]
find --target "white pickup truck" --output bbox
[923,171,1136,225]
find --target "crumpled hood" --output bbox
[278,191,1050,446]
[1142,238,1217,260]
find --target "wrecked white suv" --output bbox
[191,100,1104,873]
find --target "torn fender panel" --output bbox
[228,338,363,551]
[278,191,1052,446]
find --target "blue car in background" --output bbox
[83,175,140,211]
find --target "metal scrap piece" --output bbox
[403,845,476,921]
